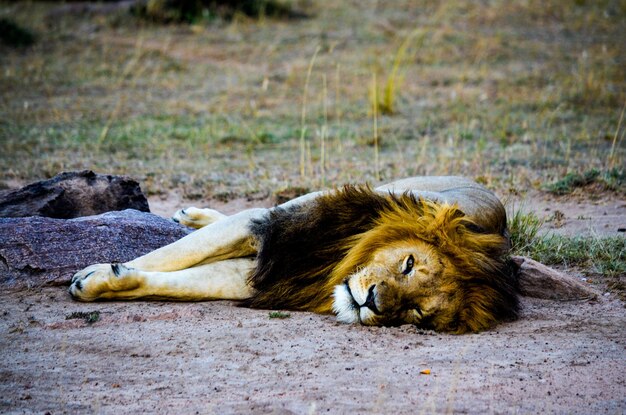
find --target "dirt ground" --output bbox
[508,192,626,238]
[1,193,625,414]
[1,287,624,414]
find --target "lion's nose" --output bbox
[362,284,381,314]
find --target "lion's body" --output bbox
[70,176,518,333]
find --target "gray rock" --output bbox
[0,170,149,219]
[0,210,191,288]
[512,256,599,300]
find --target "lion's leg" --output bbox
[172,207,228,229]
[69,259,256,301]
[70,207,264,301]
[125,208,265,272]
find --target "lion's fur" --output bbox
[243,186,518,332]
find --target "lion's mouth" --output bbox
[332,279,382,325]
[332,281,361,324]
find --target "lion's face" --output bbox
[333,239,460,330]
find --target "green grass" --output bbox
[65,311,101,324]
[1,1,624,197]
[268,311,291,319]
[544,168,626,195]
[509,210,626,278]
[545,169,601,195]
[508,209,543,254]
[514,232,626,278]
[509,208,625,299]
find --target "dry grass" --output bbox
[1,0,624,199]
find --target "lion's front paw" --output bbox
[69,263,142,301]
[172,207,227,229]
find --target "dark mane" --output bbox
[240,186,421,311]
[240,184,518,333]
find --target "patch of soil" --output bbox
[148,191,275,218]
[505,190,626,237]
[1,287,624,414]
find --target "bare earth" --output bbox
[1,194,625,414]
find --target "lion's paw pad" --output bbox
[70,263,139,301]
[172,207,226,229]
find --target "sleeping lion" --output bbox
[69,176,518,333]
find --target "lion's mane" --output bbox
[242,185,518,332]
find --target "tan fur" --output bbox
[327,198,515,333]
[70,177,517,333]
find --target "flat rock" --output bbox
[513,255,599,300]
[0,210,191,288]
[0,170,149,219]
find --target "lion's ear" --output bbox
[440,206,487,234]
[426,205,475,249]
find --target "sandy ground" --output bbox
[508,192,626,238]
[1,288,624,414]
[1,192,625,414]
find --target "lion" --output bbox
[69,176,518,333]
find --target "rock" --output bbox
[512,256,599,301]
[0,170,149,219]
[0,210,192,289]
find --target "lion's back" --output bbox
[376,176,507,236]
